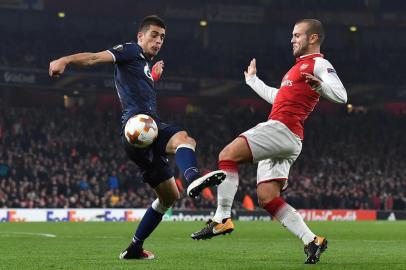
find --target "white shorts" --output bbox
[239,120,302,190]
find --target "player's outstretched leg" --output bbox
[304,236,328,264]
[119,197,170,260]
[186,170,226,198]
[173,137,225,197]
[260,184,327,264]
[191,218,234,240]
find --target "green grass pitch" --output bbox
[0,221,405,269]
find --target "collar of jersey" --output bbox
[296,53,323,63]
[136,43,152,62]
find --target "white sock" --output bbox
[275,203,316,245]
[212,171,239,223]
[152,198,169,214]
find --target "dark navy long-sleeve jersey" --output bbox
[107,42,158,128]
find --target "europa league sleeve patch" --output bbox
[327,68,336,73]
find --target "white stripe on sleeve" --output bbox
[106,50,116,63]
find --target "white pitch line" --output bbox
[0,232,56,238]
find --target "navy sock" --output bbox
[175,146,200,184]
[132,207,164,246]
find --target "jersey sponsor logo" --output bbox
[113,44,123,51]
[300,63,309,70]
[281,79,293,87]
[144,63,153,81]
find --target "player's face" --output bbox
[138,25,165,57]
[291,23,310,57]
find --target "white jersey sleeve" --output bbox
[313,57,347,104]
[245,75,279,104]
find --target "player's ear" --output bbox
[137,31,144,42]
[309,33,318,45]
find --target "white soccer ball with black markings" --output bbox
[124,114,158,148]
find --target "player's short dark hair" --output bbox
[139,15,166,32]
[296,19,324,45]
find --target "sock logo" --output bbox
[184,167,199,179]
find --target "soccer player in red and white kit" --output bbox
[188,19,347,264]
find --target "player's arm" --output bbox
[49,51,114,77]
[244,58,279,104]
[302,58,347,104]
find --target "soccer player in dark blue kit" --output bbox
[49,15,225,260]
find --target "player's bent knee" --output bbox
[154,194,179,211]
[152,198,170,214]
[219,146,232,161]
[169,131,196,152]
[219,146,240,162]
[258,197,273,209]
[184,135,196,148]
[161,191,180,208]
[257,191,280,208]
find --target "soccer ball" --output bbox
[124,114,158,148]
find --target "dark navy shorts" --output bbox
[122,120,182,188]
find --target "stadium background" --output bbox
[1,0,406,221]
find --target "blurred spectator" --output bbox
[108,171,119,191]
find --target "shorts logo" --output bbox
[144,63,153,81]
[300,64,309,70]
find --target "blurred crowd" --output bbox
[1,7,404,86]
[0,34,400,86]
[0,105,405,210]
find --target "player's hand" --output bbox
[49,58,67,78]
[301,72,322,89]
[151,60,164,81]
[244,58,257,80]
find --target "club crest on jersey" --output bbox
[113,44,123,51]
[144,63,153,81]
[300,64,309,71]
[281,80,293,87]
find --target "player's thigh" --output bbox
[153,177,180,207]
[219,137,253,163]
[122,133,175,188]
[152,122,184,154]
[241,120,302,162]
[122,135,152,168]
